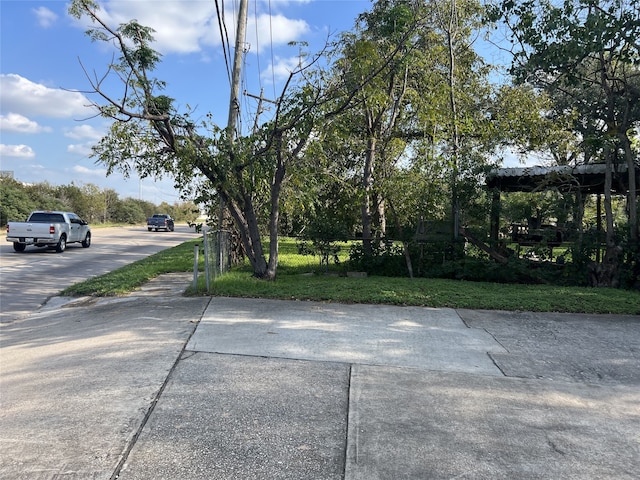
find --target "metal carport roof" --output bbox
[486,163,639,194]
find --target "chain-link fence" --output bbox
[274,237,354,274]
[202,229,232,290]
[200,234,368,286]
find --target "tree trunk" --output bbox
[590,147,621,287]
[619,132,638,243]
[373,194,386,243]
[264,151,287,280]
[362,136,376,254]
[388,198,413,278]
[223,192,269,278]
[446,0,461,241]
[575,189,584,241]
[619,132,639,288]
[589,55,623,287]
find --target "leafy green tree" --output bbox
[432,0,484,238]
[111,198,147,224]
[0,176,178,227]
[331,0,442,252]
[56,183,86,216]
[103,188,120,222]
[25,182,65,211]
[69,0,341,279]
[486,84,574,161]
[330,0,536,249]
[491,0,640,286]
[155,201,175,217]
[0,177,35,225]
[280,94,363,240]
[81,183,108,222]
[137,199,159,220]
[170,201,200,224]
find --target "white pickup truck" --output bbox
[6,211,92,253]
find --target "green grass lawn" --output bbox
[60,238,640,315]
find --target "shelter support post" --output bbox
[490,189,500,245]
[596,194,602,263]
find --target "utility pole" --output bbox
[227,0,249,139]
[244,88,278,203]
[218,0,248,272]
[221,0,248,203]
[244,88,279,134]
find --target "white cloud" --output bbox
[64,124,104,141]
[266,55,307,82]
[248,14,309,53]
[0,144,36,158]
[32,6,58,28]
[67,143,96,157]
[71,165,108,177]
[0,113,52,134]
[0,74,92,119]
[91,1,309,55]
[95,1,217,53]
[265,0,312,4]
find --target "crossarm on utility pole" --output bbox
[244,89,279,133]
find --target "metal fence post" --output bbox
[193,244,199,291]
[203,228,210,291]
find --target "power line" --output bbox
[268,0,277,100]
[227,0,248,139]
[215,0,232,84]
[254,0,263,93]
[217,0,280,135]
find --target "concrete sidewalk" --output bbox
[1,274,639,479]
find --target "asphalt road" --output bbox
[0,225,201,323]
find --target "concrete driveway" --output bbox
[1,274,638,479]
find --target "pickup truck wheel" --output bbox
[13,242,26,252]
[155,228,159,232]
[82,232,91,248]
[55,234,67,253]
[147,227,152,231]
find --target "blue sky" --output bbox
[1,0,519,203]
[0,0,371,202]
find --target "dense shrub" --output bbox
[348,241,408,277]
[0,178,36,225]
[345,238,640,288]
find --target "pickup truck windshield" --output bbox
[29,213,66,223]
